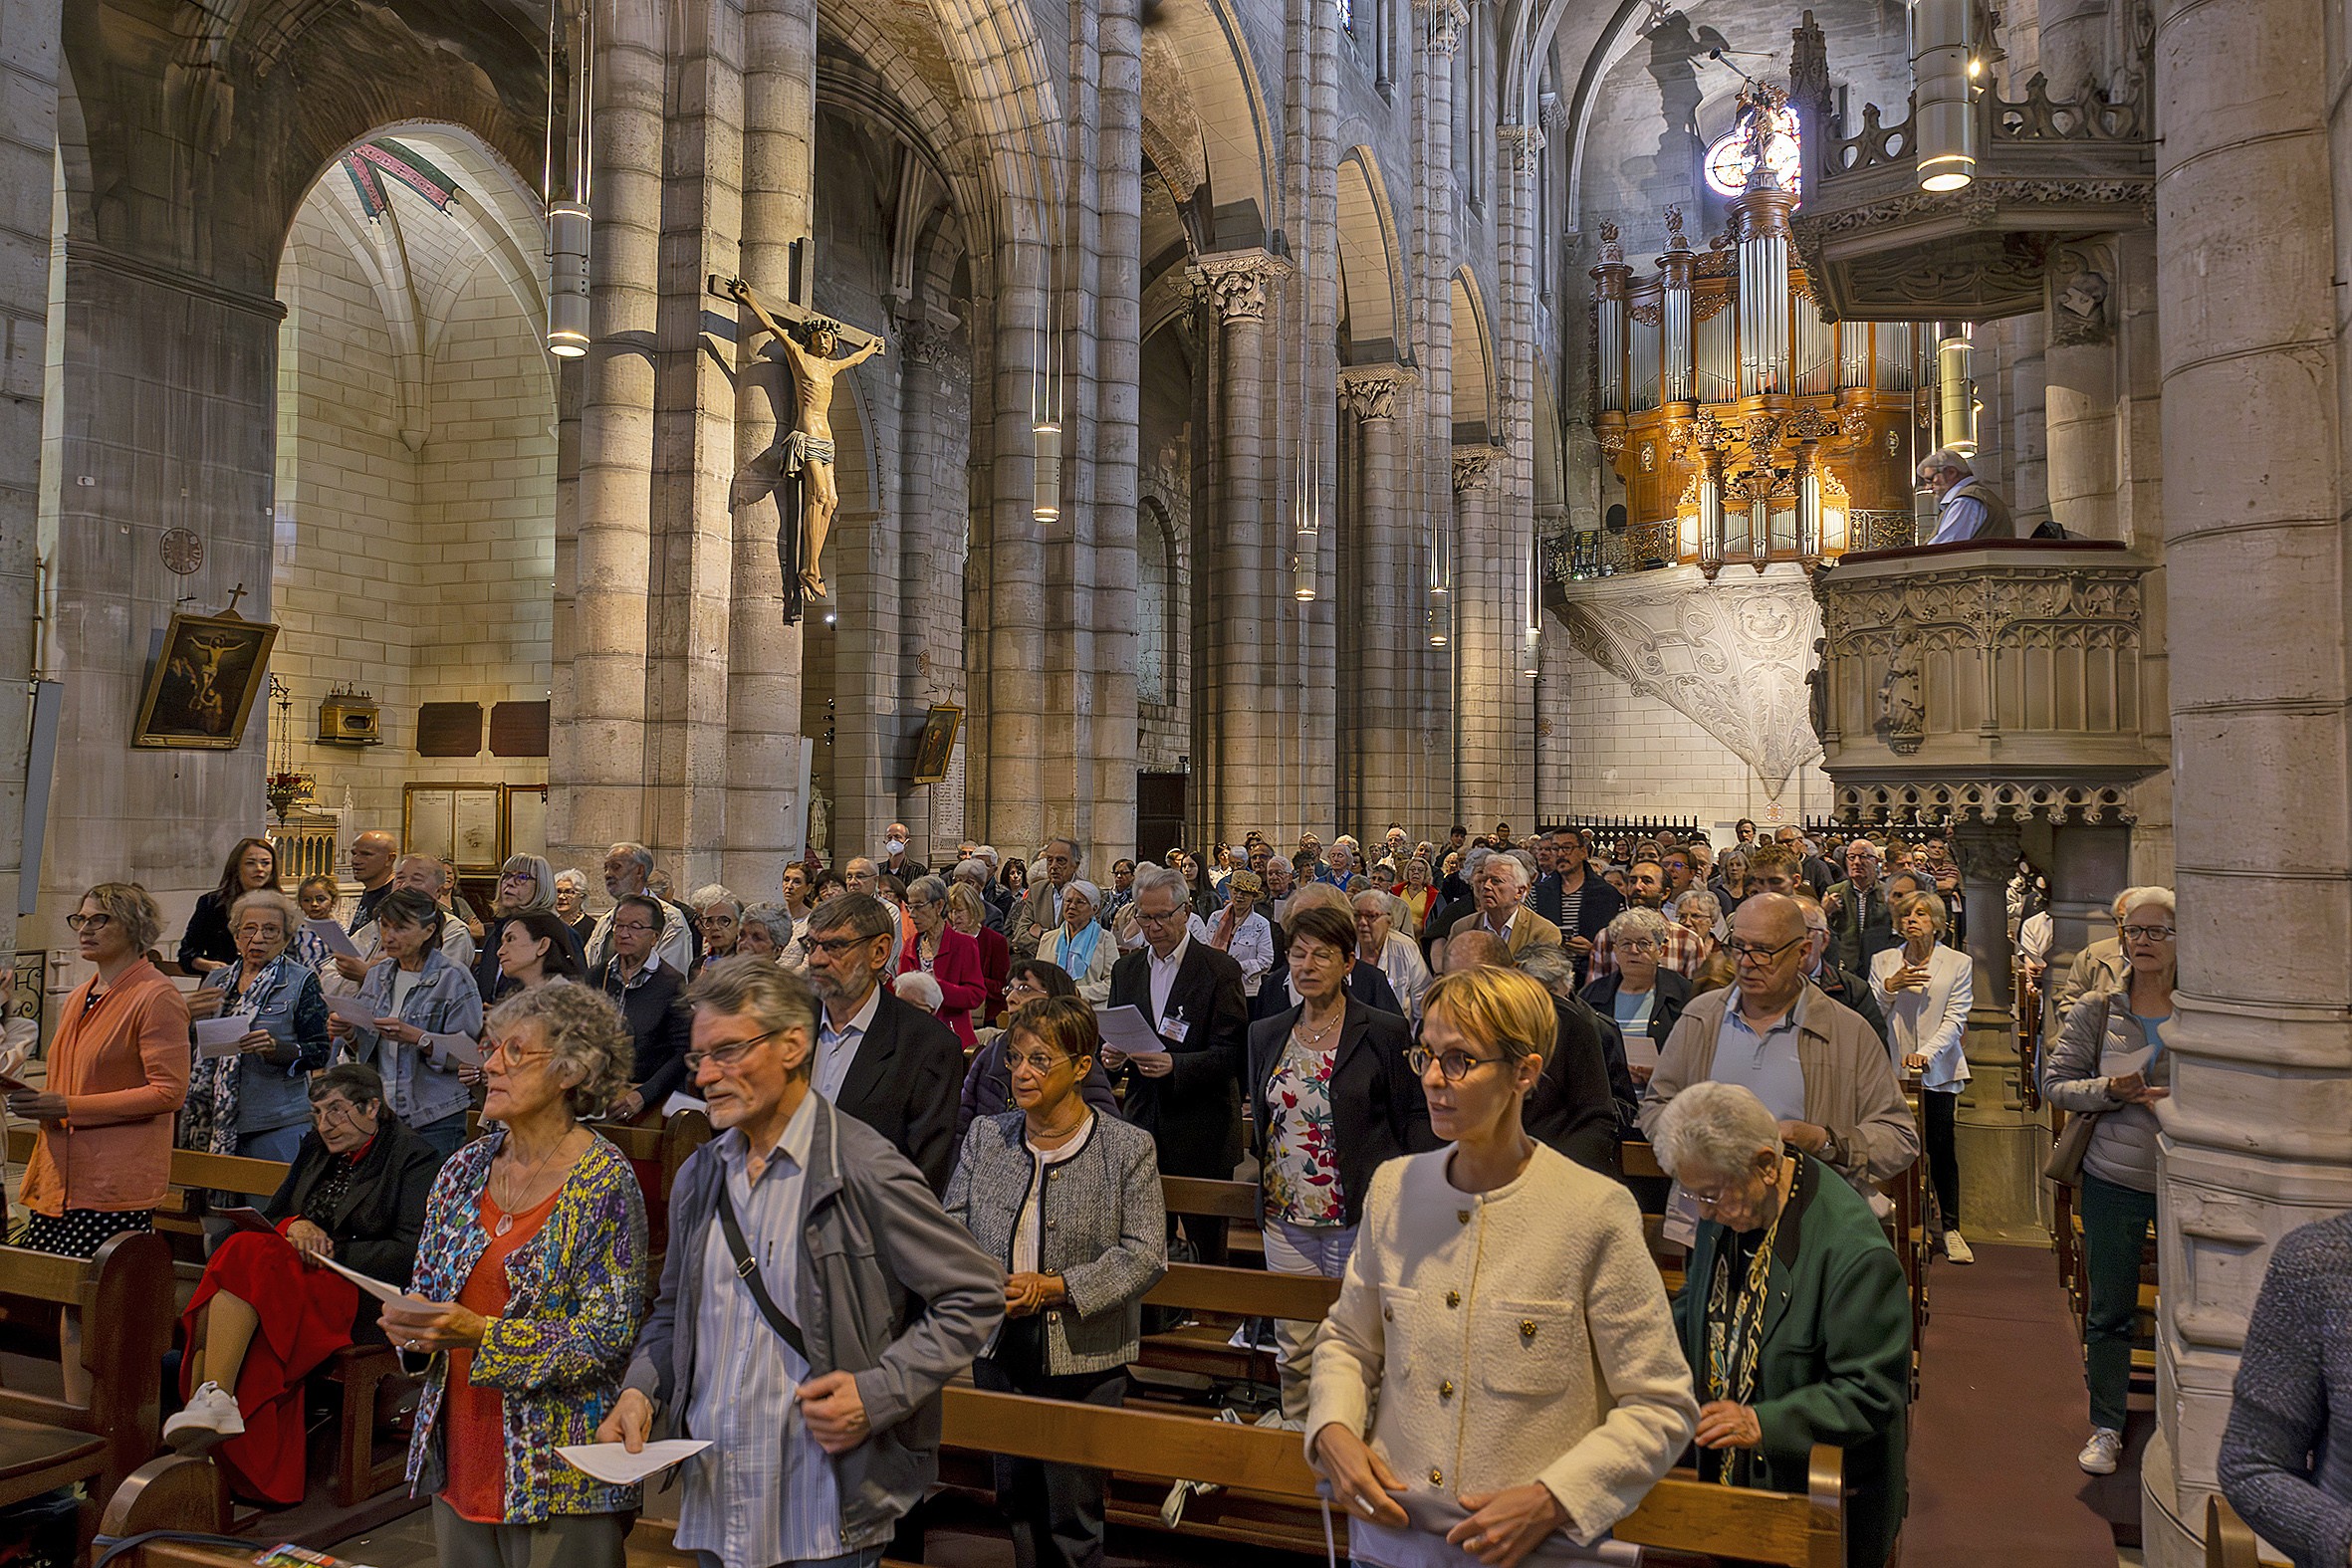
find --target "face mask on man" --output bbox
[885,838,907,856]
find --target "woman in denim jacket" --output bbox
[181,888,332,1167]
[332,889,485,1157]
[380,982,648,1568]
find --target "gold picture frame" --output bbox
[131,612,280,750]
[911,703,963,785]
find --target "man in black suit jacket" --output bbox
[1530,829,1624,986]
[1443,931,1619,1178]
[1106,866,1250,1263]
[799,892,968,1191]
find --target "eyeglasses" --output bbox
[310,1099,366,1125]
[803,933,880,956]
[2121,925,2176,943]
[611,921,658,935]
[1405,1045,1514,1082]
[1006,1049,1078,1075]
[501,871,535,883]
[65,913,113,933]
[233,923,284,938]
[1725,935,1807,964]
[1134,907,1184,926]
[482,1038,554,1067]
[1616,937,1659,954]
[684,1030,776,1071]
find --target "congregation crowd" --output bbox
[3,813,2345,1568]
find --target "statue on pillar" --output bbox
[717,276,886,617]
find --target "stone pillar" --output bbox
[2045,238,2120,539]
[1450,443,1503,820]
[1088,0,1144,858]
[1412,0,1465,838]
[722,0,817,892]
[1193,249,1292,844]
[2005,313,2049,524]
[556,0,667,869]
[0,0,62,953]
[1338,364,1416,835]
[2144,0,2352,1557]
[1478,120,1543,828]
[1952,822,2044,1237]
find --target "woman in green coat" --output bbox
[1653,1081,1912,1568]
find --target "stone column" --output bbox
[1088,0,1144,857]
[1951,823,2043,1236]
[722,0,817,892]
[2045,238,2120,539]
[1412,0,1466,838]
[2144,0,2352,1558]
[0,0,62,952]
[556,0,667,868]
[1192,249,1292,843]
[1338,364,1416,835]
[1450,443,1503,819]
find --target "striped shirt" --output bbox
[674,1095,843,1568]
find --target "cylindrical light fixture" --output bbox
[1427,589,1450,647]
[1033,418,1061,523]
[547,200,591,357]
[1936,322,1976,456]
[1913,0,1978,192]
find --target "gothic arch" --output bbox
[1450,268,1498,438]
[1336,146,1408,361]
[1146,0,1283,242]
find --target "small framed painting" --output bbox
[132,613,279,750]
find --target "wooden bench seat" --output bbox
[0,1413,107,1511]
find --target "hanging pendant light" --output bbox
[544,3,592,357]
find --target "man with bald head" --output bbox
[1442,932,1619,1176]
[1639,892,1919,1200]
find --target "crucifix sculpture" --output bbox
[713,274,885,619]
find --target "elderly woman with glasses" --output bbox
[2045,886,2177,1477]
[163,1062,447,1503]
[180,888,334,1222]
[475,855,586,1005]
[331,888,487,1158]
[901,874,990,1047]
[382,983,648,1568]
[734,902,794,963]
[947,880,1014,1022]
[553,869,596,951]
[1653,1081,1910,1568]
[1869,890,1975,1264]
[1037,879,1115,1007]
[1307,966,1696,1566]
[1581,906,1690,1088]
[947,996,1166,1568]
[1196,870,1277,998]
[961,962,1120,1134]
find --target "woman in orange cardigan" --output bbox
[7,882,192,1258]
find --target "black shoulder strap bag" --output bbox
[713,1180,811,1363]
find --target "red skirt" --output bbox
[178,1229,361,1504]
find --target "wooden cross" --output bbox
[707,239,884,353]
[222,583,249,617]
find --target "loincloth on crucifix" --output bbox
[784,432,835,473]
[774,433,838,625]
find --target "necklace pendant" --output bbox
[493,1212,514,1237]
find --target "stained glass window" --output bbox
[1704,103,1801,199]
[1336,0,1353,34]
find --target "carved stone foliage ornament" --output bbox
[1558,569,1824,795]
[1338,365,1415,422]
[1819,564,2143,656]
[1452,445,1504,493]
[1191,252,1293,323]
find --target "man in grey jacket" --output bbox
[599,957,1004,1567]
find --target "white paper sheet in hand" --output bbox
[305,917,361,958]
[1093,1004,1167,1055]
[556,1440,712,1484]
[1619,1029,1659,1074]
[318,1254,409,1303]
[661,1091,706,1117]
[326,995,382,1029]
[424,1032,482,1066]
[193,1015,254,1060]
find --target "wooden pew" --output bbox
[2207,1492,2282,1568]
[941,1385,1848,1568]
[0,1231,176,1544]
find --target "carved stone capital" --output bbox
[902,319,958,368]
[1452,444,1505,494]
[1190,250,1293,324]
[2047,239,2116,346]
[1338,364,1416,422]
[1414,0,1468,56]
[1498,123,1545,173]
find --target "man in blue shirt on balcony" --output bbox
[1918,447,2017,544]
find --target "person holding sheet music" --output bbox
[1577,908,1689,1090]
[384,982,648,1568]
[946,995,1167,1568]
[180,888,332,1172]
[163,1062,445,1504]
[1306,966,1697,1567]
[330,889,485,1158]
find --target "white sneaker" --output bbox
[2077,1427,2124,1475]
[1944,1231,1976,1265]
[163,1381,245,1452]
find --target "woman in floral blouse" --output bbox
[1245,902,1436,1420]
[378,981,648,1568]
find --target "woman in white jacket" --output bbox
[1870,891,1973,1263]
[1306,965,1697,1567]
[1037,879,1117,1007]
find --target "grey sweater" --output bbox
[2041,987,2164,1193]
[2220,1213,2352,1568]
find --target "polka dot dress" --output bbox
[12,1208,153,1259]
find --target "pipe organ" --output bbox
[1590,87,1937,575]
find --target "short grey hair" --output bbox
[555,868,589,895]
[500,855,558,913]
[228,888,301,941]
[1513,943,1576,998]
[952,858,991,883]
[607,842,655,876]
[1653,1081,1784,1181]
[484,982,635,1120]
[1130,863,1187,903]
[907,874,949,906]
[739,902,794,947]
[1045,836,1084,866]
[894,971,944,1010]
[1919,446,1974,479]
[808,891,897,941]
[688,884,741,919]
[1606,906,1671,945]
[1677,891,1723,929]
[393,853,448,892]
